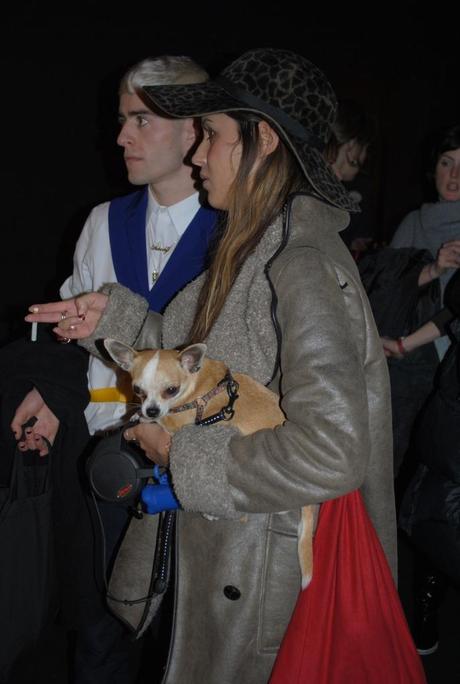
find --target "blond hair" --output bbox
[119,55,208,95]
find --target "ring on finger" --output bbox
[126,430,137,444]
[58,310,71,343]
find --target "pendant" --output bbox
[151,242,173,253]
[152,270,159,283]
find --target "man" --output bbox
[11,55,216,683]
[63,54,214,435]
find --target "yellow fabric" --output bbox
[90,387,133,403]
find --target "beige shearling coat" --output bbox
[86,194,395,684]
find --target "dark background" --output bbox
[3,5,460,682]
[1,1,459,344]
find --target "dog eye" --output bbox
[165,386,179,397]
[133,384,145,398]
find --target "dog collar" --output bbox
[170,370,240,426]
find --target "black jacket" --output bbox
[358,245,440,339]
[0,333,105,626]
[399,269,460,582]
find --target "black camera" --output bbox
[86,427,154,505]
[86,427,180,514]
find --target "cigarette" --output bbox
[31,321,38,342]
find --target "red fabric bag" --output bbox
[270,490,426,684]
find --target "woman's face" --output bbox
[331,139,367,183]
[435,148,460,202]
[192,114,242,210]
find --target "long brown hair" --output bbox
[188,112,305,343]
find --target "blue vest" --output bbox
[108,188,217,313]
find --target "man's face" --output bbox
[117,92,194,188]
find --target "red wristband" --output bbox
[397,337,406,355]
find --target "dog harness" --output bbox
[169,371,240,426]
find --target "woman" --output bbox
[26,49,399,682]
[391,122,460,361]
[325,98,376,255]
[325,98,373,183]
[382,124,460,476]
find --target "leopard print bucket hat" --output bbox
[142,48,358,211]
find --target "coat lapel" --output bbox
[149,206,216,312]
[109,188,150,300]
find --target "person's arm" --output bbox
[382,320,442,358]
[25,284,162,356]
[418,262,442,287]
[382,297,458,358]
[2,337,89,462]
[10,214,101,454]
[11,217,100,452]
[11,388,59,456]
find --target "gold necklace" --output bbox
[149,241,177,283]
[150,242,174,253]
[149,208,176,283]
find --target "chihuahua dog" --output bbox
[103,338,314,588]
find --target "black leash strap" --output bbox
[196,371,239,427]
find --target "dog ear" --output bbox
[103,338,137,371]
[179,343,207,373]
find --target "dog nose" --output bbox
[146,405,160,419]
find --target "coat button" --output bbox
[223,585,241,600]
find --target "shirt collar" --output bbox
[146,188,200,237]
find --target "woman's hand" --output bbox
[11,388,59,456]
[24,292,109,341]
[435,240,460,273]
[124,423,171,467]
[418,241,460,286]
[381,337,404,359]
[381,321,440,358]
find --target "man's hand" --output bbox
[11,388,60,456]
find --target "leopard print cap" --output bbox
[142,48,357,212]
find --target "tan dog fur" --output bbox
[104,339,313,588]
